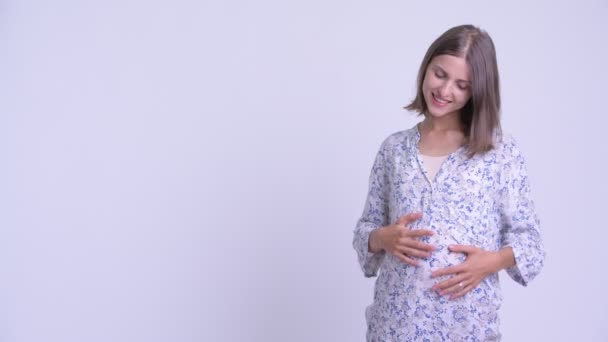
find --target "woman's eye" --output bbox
[435,72,445,78]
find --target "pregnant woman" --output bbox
[352,24,545,341]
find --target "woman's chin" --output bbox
[427,109,456,119]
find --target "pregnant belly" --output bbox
[384,231,469,289]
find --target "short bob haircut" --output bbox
[405,24,501,157]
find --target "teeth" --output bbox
[434,93,449,104]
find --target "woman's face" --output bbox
[422,54,472,119]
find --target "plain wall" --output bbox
[1,0,607,341]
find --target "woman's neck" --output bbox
[418,114,466,156]
[420,113,463,134]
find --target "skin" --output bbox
[368,54,515,300]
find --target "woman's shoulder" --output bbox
[491,129,527,163]
[378,126,418,152]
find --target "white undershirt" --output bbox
[421,154,449,182]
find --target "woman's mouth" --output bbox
[432,93,451,107]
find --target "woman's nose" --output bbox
[438,82,452,98]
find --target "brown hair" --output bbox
[405,24,501,157]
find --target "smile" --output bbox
[432,93,451,107]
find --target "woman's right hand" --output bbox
[368,212,435,266]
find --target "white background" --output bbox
[1,0,607,341]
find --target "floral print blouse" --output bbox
[353,125,545,341]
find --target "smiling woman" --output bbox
[424,55,472,116]
[353,25,544,341]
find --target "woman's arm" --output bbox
[352,140,391,278]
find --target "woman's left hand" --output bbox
[430,245,503,300]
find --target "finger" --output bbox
[450,282,476,300]
[396,212,423,226]
[400,239,436,252]
[406,229,434,238]
[448,244,478,254]
[439,277,471,296]
[431,264,466,278]
[398,246,431,259]
[432,274,470,293]
[393,252,419,267]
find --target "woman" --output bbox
[352,25,545,341]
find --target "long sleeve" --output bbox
[498,143,545,286]
[353,140,391,278]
